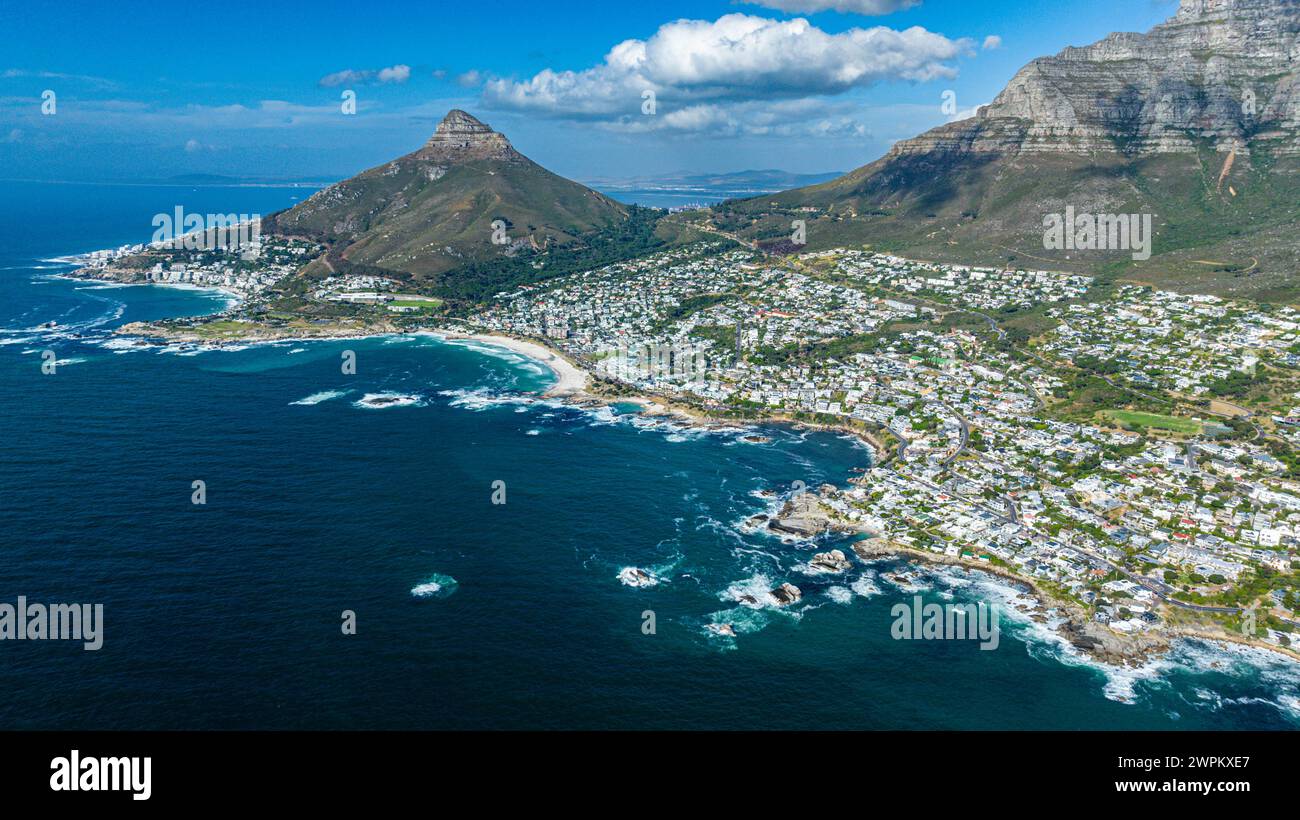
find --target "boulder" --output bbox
[809,549,852,573]
[771,583,803,606]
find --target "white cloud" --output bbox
[740,0,920,14]
[184,138,204,153]
[482,12,972,132]
[318,64,411,88]
[982,35,1002,50]
[603,98,873,138]
[456,70,483,88]
[377,65,411,84]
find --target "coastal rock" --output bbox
[771,583,803,606]
[707,623,736,637]
[851,538,892,561]
[768,492,837,537]
[1058,612,1171,667]
[809,549,852,574]
[617,567,657,588]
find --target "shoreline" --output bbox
[53,271,246,308]
[42,284,1300,672]
[427,329,590,397]
[103,309,895,463]
[850,537,1300,667]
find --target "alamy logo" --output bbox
[891,595,1000,650]
[1043,206,1152,261]
[151,207,262,252]
[0,596,103,650]
[50,750,151,801]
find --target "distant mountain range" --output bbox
[723,0,1300,301]
[589,169,842,193]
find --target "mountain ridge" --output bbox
[720,0,1300,301]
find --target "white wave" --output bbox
[826,586,852,604]
[439,388,538,412]
[97,337,149,352]
[851,574,883,599]
[291,389,351,406]
[702,605,774,647]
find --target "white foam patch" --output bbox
[851,574,884,599]
[291,389,352,406]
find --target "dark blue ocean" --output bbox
[1,181,1298,730]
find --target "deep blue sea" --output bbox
[1,181,1298,730]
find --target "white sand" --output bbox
[434,330,590,396]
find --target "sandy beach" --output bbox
[432,329,591,396]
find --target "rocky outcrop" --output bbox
[809,549,852,573]
[768,491,839,537]
[415,109,523,163]
[771,583,803,606]
[1058,616,1172,666]
[617,567,657,588]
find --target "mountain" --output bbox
[267,110,629,281]
[724,0,1300,300]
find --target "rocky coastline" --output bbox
[848,534,1300,668]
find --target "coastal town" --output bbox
[71,237,1300,662]
[462,244,1300,658]
[68,234,321,298]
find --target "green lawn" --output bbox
[193,320,252,338]
[389,298,443,309]
[1099,409,1202,435]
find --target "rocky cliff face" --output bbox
[896,0,1300,158]
[415,109,522,163]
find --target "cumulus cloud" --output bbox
[604,97,873,138]
[482,12,972,129]
[318,64,411,88]
[456,70,483,88]
[982,35,1002,50]
[740,0,920,14]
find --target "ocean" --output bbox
[1,180,1298,730]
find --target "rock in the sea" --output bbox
[707,623,736,637]
[771,583,803,606]
[768,492,836,537]
[617,567,657,588]
[851,538,890,560]
[809,549,852,573]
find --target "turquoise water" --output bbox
[1,181,1298,730]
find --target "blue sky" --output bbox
[0,0,1179,183]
